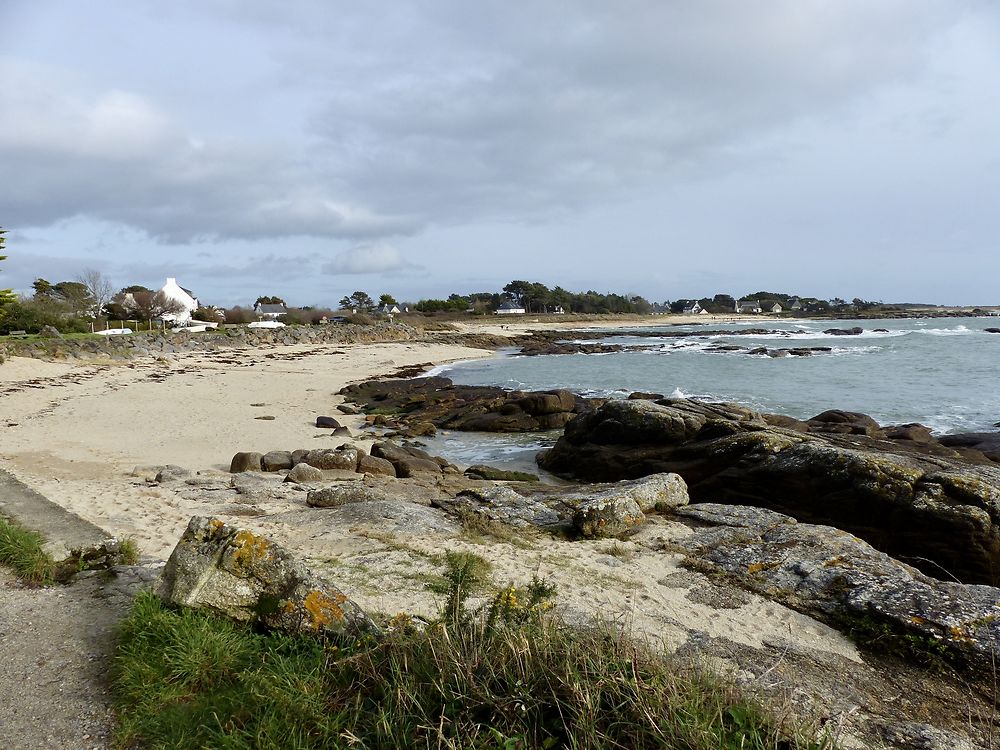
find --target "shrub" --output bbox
[223,306,254,325]
[0,299,90,335]
[112,558,834,750]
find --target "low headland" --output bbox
[1,315,998,749]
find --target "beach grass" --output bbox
[112,560,834,750]
[0,516,56,585]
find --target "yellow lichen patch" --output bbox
[301,589,348,630]
[747,562,777,575]
[909,616,928,626]
[231,529,271,567]
[822,555,847,568]
[946,624,975,643]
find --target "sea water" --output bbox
[419,317,1000,472]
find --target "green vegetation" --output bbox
[0,516,56,585]
[0,228,15,307]
[118,536,141,565]
[113,553,834,750]
[835,613,956,674]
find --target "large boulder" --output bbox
[304,445,362,472]
[539,398,1000,585]
[357,453,397,477]
[284,463,324,484]
[261,451,293,472]
[672,503,1000,680]
[229,452,263,473]
[371,441,443,477]
[156,516,376,638]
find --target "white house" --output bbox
[159,278,199,323]
[736,299,762,314]
[682,301,707,315]
[253,302,288,320]
[495,300,526,315]
[760,300,783,314]
[378,303,402,314]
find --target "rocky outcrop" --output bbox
[157,516,376,638]
[340,376,596,433]
[670,503,1000,680]
[823,327,864,336]
[434,472,689,538]
[539,398,1000,585]
[5,321,421,362]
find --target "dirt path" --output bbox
[0,466,157,749]
[0,569,118,749]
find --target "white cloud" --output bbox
[322,243,421,275]
[0,59,419,242]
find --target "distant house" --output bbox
[553,305,566,314]
[495,300,526,315]
[254,302,288,320]
[787,297,802,311]
[760,300,783,314]
[159,278,199,323]
[736,299,762,314]
[682,301,707,315]
[378,303,402,314]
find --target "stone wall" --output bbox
[3,323,422,361]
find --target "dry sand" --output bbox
[0,340,492,557]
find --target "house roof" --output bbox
[497,300,524,310]
[760,299,782,308]
[255,303,287,313]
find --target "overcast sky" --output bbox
[2,1,999,306]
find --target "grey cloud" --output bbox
[305,1,986,221]
[321,243,423,275]
[0,61,420,243]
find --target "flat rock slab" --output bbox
[0,467,108,557]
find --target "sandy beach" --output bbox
[0,339,493,556]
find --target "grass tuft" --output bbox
[112,561,836,750]
[0,516,56,585]
[117,536,141,565]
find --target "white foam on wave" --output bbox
[914,325,973,336]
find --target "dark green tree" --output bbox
[339,291,375,310]
[32,278,54,298]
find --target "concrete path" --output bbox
[0,468,108,557]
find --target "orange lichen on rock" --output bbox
[302,589,349,630]
[231,529,271,567]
